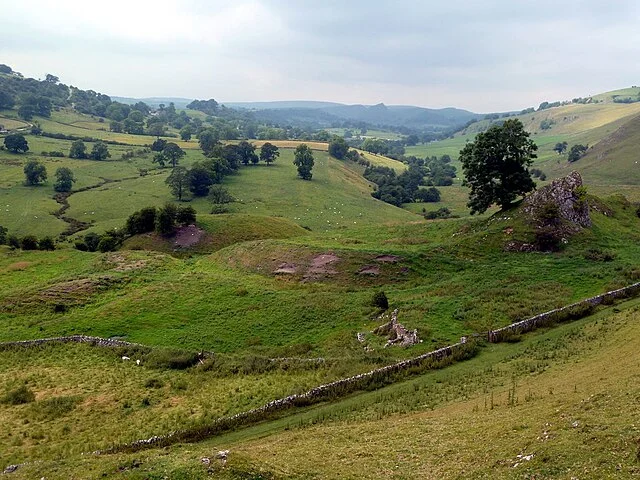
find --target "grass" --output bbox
[6,295,640,479]
[0,342,366,465]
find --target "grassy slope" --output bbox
[7,297,640,479]
[405,95,640,204]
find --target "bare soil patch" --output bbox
[357,265,380,276]
[303,253,340,281]
[6,261,33,272]
[174,224,205,248]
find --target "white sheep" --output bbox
[121,356,130,361]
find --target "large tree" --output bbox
[237,140,258,166]
[89,141,110,160]
[24,160,47,185]
[4,134,29,153]
[68,140,87,159]
[328,136,349,159]
[53,167,76,192]
[162,142,185,168]
[293,144,315,180]
[165,166,189,200]
[260,142,279,166]
[188,163,213,196]
[460,119,537,214]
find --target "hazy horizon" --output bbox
[2,0,640,112]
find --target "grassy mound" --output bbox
[123,213,309,255]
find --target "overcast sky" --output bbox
[2,0,639,112]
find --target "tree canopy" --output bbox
[24,160,47,185]
[4,134,29,153]
[293,144,314,180]
[260,142,280,166]
[460,119,537,214]
[54,167,76,192]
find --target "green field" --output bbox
[3,90,640,478]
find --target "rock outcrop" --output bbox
[523,171,591,229]
[373,309,420,348]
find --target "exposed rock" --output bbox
[523,171,591,229]
[3,465,19,474]
[373,309,420,347]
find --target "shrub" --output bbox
[371,291,389,310]
[534,225,562,252]
[176,205,196,225]
[8,235,20,249]
[84,232,101,252]
[20,235,39,250]
[39,236,55,250]
[1,385,35,405]
[126,207,157,235]
[97,235,120,252]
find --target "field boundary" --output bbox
[98,280,640,454]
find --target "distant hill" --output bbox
[229,100,481,131]
[111,96,194,109]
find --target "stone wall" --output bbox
[0,335,147,350]
[488,281,640,342]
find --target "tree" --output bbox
[162,142,185,168]
[180,125,193,141]
[260,142,280,166]
[188,163,213,196]
[237,140,258,166]
[328,136,349,159]
[45,73,59,83]
[209,185,234,204]
[20,235,39,250]
[0,91,15,109]
[293,144,315,180]
[175,205,196,225]
[147,123,166,137]
[17,104,35,120]
[155,203,177,235]
[198,128,220,155]
[24,160,47,185]
[68,140,87,159]
[553,141,568,155]
[4,134,29,153]
[460,119,537,214]
[89,141,110,160]
[165,166,189,200]
[568,144,588,163]
[125,207,157,235]
[39,236,55,250]
[151,138,167,152]
[54,167,76,192]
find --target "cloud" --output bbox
[2,0,640,111]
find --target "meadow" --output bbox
[2,93,640,478]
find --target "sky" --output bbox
[1,0,640,112]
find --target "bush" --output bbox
[371,291,389,310]
[84,232,101,252]
[8,235,20,249]
[534,225,562,252]
[176,205,196,225]
[1,385,35,405]
[39,236,55,250]
[97,235,120,252]
[126,207,157,235]
[20,235,39,250]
